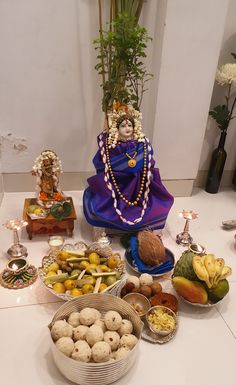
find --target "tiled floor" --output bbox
[0,189,235,385]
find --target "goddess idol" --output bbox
[83,103,174,231]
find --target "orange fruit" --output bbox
[57,251,70,261]
[64,279,76,290]
[82,284,94,294]
[80,261,90,270]
[88,252,100,265]
[107,256,120,269]
[46,270,58,277]
[52,282,66,294]
[99,283,108,292]
[70,288,83,297]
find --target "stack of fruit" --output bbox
[27,204,48,219]
[39,250,123,298]
[172,250,232,305]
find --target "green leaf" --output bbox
[209,105,231,130]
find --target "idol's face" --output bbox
[118,119,134,140]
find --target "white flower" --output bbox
[216,63,236,85]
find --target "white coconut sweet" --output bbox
[72,340,91,362]
[115,347,130,360]
[73,325,89,341]
[67,312,80,327]
[104,310,122,331]
[55,337,74,357]
[117,319,133,336]
[79,308,101,326]
[94,318,107,333]
[51,320,73,341]
[92,341,111,363]
[139,273,153,286]
[104,331,120,351]
[126,275,140,288]
[119,334,138,350]
[86,325,104,347]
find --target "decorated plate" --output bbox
[38,253,125,301]
[124,247,175,277]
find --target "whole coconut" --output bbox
[138,231,166,266]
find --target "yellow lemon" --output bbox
[82,284,94,294]
[70,288,83,297]
[53,282,66,294]
[99,283,108,292]
[64,279,76,290]
[46,270,58,277]
[48,262,60,272]
[88,252,100,265]
[34,208,44,214]
[107,256,120,269]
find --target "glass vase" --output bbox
[205,130,227,194]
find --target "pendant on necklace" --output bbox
[128,159,136,168]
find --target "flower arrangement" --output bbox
[209,62,236,131]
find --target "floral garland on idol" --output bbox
[32,150,63,203]
[99,104,152,225]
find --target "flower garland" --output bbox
[99,133,152,225]
[32,150,62,175]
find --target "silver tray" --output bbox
[113,279,178,344]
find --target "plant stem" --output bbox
[135,0,144,22]
[98,0,106,89]
[229,96,236,120]
[226,83,232,109]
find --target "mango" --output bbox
[172,276,208,304]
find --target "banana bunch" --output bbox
[192,254,232,288]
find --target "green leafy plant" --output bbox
[95,0,152,112]
[209,53,236,131]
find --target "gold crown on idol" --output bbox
[107,103,144,148]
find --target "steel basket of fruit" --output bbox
[39,245,125,301]
[171,250,232,307]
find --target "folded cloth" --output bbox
[130,236,174,274]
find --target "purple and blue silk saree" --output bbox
[83,133,174,231]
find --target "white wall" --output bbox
[152,0,229,180]
[199,0,236,173]
[0,0,231,193]
[0,0,162,173]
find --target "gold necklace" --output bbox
[125,151,137,168]
[105,139,147,206]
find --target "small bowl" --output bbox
[122,293,151,317]
[48,235,64,249]
[146,305,177,336]
[7,258,29,275]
